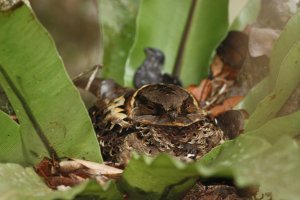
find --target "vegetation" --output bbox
[0,0,300,199]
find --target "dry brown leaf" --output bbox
[209,96,244,117]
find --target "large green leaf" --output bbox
[0,3,102,164]
[120,153,198,200]
[230,0,260,31]
[199,110,300,199]
[0,111,25,164]
[238,9,300,115]
[200,109,300,167]
[124,0,192,86]
[247,110,300,143]
[236,77,272,115]
[100,0,139,85]
[179,0,229,86]
[269,10,300,83]
[124,0,229,86]
[200,136,300,200]
[244,42,300,131]
[0,163,121,200]
[76,180,122,200]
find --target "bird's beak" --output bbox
[168,111,178,121]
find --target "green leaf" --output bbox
[202,110,300,169]
[236,76,272,115]
[244,42,300,131]
[199,136,271,179]
[124,0,192,86]
[201,136,300,200]
[100,0,140,85]
[238,9,300,115]
[249,137,300,200]
[124,0,229,86]
[269,10,300,83]
[0,163,121,200]
[248,110,300,143]
[0,111,25,164]
[230,0,260,31]
[77,180,122,200]
[199,110,300,199]
[0,3,102,164]
[120,153,198,200]
[0,163,85,200]
[179,0,229,86]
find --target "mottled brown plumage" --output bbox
[91,84,224,164]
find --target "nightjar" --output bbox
[90,83,224,164]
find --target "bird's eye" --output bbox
[146,105,154,110]
[181,98,198,114]
[143,103,164,116]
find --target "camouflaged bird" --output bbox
[90,83,224,164]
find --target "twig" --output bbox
[85,65,100,91]
[172,0,197,77]
[72,64,102,82]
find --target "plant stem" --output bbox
[172,0,197,77]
